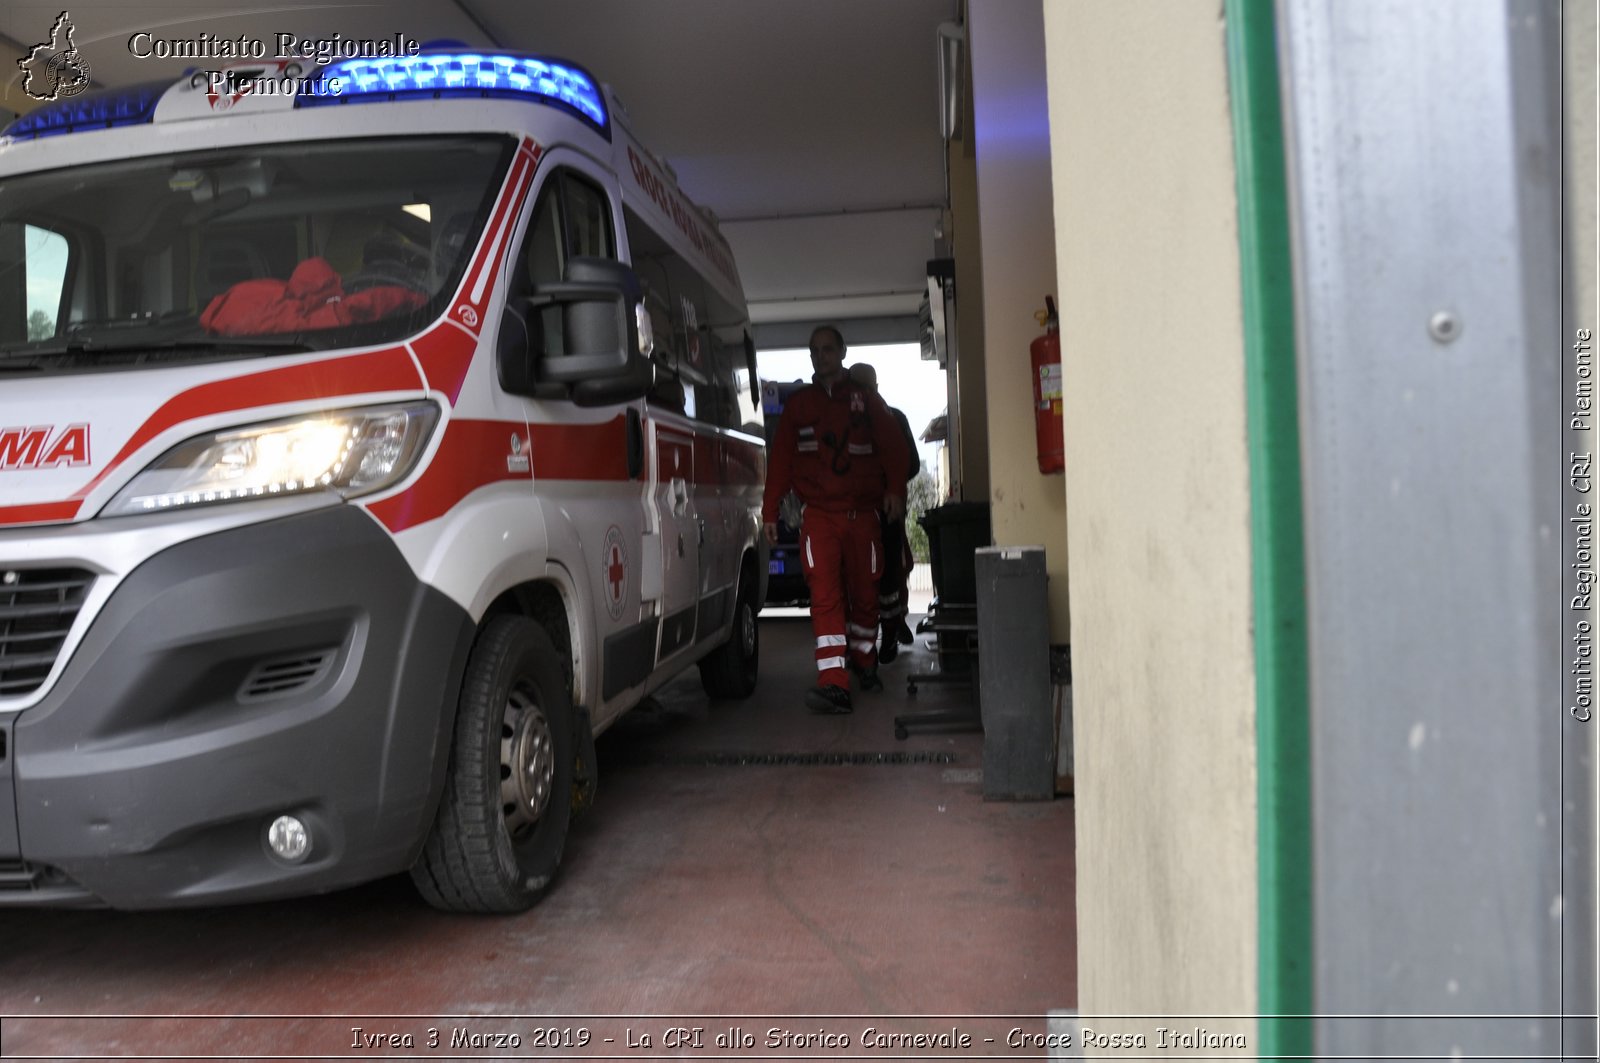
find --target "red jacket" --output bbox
[763,377,910,521]
[200,257,425,336]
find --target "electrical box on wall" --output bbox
[921,257,955,366]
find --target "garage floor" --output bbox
[0,613,1077,1058]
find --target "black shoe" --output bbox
[849,662,884,692]
[878,633,899,664]
[805,685,854,714]
[897,621,914,645]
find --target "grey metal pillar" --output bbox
[976,545,1054,800]
[1279,0,1592,1056]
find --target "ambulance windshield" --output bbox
[0,135,512,361]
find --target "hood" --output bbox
[0,348,425,528]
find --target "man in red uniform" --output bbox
[764,326,910,713]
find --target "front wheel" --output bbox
[412,616,574,913]
[700,570,760,699]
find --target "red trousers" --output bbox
[800,507,881,688]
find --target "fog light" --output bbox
[267,815,311,862]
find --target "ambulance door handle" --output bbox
[626,409,644,479]
[697,518,707,545]
[671,477,688,516]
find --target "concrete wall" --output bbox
[1043,0,1258,1020]
[948,3,989,505]
[1565,1,1599,1018]
[1572,0,1597,325]
[968,0,1069,638]
[948,121,990,503]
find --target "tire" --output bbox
[411,616,574,913]
[699,571,760,699]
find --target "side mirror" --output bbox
[744,331,761,410]
[530,257,652,408]
[570,361,654,407]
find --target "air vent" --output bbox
[0,860,87,901]
[0,860,45,890]
[0,568,93,698]
[238,648,338,702]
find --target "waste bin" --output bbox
[920,501,992,604]
[918,502,991,671]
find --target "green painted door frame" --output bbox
[1225,1,1313,1056]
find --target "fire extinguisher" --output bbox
[1031,295,1064,474]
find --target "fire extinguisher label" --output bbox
[1039,363,1063,407]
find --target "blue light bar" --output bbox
[3,81,167,139]
[298,52,608,133]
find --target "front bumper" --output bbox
[2,505,473,908]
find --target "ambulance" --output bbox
[0,51,768,911]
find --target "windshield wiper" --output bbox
[0,335,313,359]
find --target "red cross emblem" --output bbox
[602,525,627,620]
[607,544,625,600]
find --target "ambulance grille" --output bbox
[0,568,93,697]
[238,648,339,702]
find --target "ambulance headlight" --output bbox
[103,402,439,517]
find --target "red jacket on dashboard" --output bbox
[200,257,425,336]
[763,377,910,522]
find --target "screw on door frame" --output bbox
[1429,311,1461,343]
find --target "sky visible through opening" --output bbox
[26,225,67,332]
[757,342,945,472]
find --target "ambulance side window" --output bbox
[623,205,732,426]
[524,191,563,290]
[710,333,758,432]
[518,169,617,361]
[0,223,70,344]
[562,177,614,260]
[523,170,616,291]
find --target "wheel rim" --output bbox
[501,682,555,840]
[739,601,757,658]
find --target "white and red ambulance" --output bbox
[0,52,767,911]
